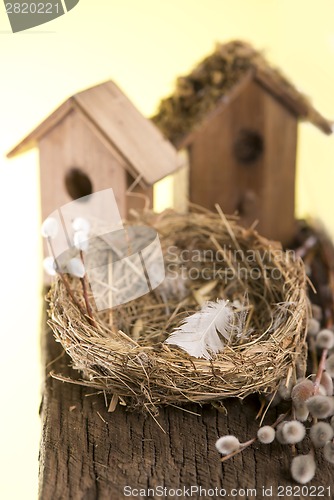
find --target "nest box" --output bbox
[8,80,179,223]
[154,41,333,245]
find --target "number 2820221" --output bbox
[5,3,61,14]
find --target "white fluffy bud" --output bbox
[306,395,334,419]
[73,230,89,252]
[41,217,58,239]
[257,426,275,444]
[307,318,320,337]
[316,329,334,350]
[310,422,334,448]
[72,217,90,233]
[67,258,85,278]
[281,421,306,444]
[294,402,309,422]
[43,257,57,276]
[290,454,316,484]
[311,304,322,322]
[215,435,240,455]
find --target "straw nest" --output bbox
[48,208,308,413]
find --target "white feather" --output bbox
[165,299,235,359]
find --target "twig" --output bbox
[108,394,118,413]
[96,411,107,424]
[108,251,113,328]
[295,235,318,259]
[309,336,319,375]
[220,438,256,462]
[255,397,266,420]
[79,250,97,328]
[60,274,86,316]
[220,411,290,462]
[47,237,87,317]
[318,233,334,325]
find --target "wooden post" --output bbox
[39,303,334,499]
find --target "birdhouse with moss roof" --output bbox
[8,80,179,226]
[153,41,333,245]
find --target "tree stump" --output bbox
[39,306,334,499]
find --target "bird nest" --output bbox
[47,208,308,413]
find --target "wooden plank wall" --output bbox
[39,109,128,224]
[188,80,298,244]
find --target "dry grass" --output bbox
[47,207,308,413]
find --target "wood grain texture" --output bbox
[40,303,334,500]
[8,81,179,183]
[255,70,333,135]
[73,81,178,185]
[126,172,153,214]
[187,79,298,245]
[39,109,128,222]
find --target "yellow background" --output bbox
[0,1,334,498]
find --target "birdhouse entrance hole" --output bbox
[65,168,93,201]
[233,129,264,163]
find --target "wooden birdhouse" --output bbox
[153,41,333,245]
[8,80,179,224]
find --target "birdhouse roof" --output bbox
[8,80,178,185]
[152,40,333,145]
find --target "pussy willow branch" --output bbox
[318,231,334,326]
[220,411,290,462]
[47,237,86,318]
[300,235,334,394]
[295,235,318,260]
[309,231,334,394]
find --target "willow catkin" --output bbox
[306,396,334,419]
[311,304,322,322]
[41,217,58,239]
[294,403,309,422]
[276,422,288,445]
[307,318,320,337]
[316,329,334,349]
[319,372,333,396]
[215,435,240,455]
[310,422,334,448]
[67,258,86,278]
[291,379,314,405]
[291,455,316,484]
[278,377,294,400]
[281,421,306,444]
[257,426,275,444]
